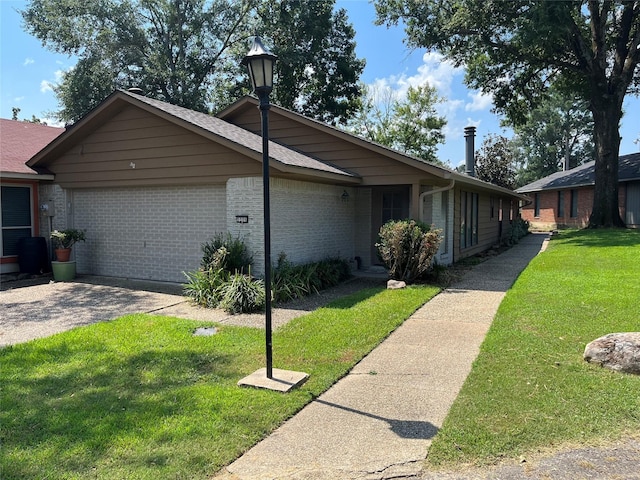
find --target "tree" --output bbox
[475,134,517,190]
[22,0,257,123]
[21,0,364,126]
[11,107,45,124]
[512,88,594,187]
[375,1,640,228]
[348,83,447,165]
[259,0,365,126]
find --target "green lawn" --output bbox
[0,284,438,480]
[427,229,640,467]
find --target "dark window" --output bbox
[557,191,565,217]
[490,196,495,219]
[1,186,33,257]
[570,190,578,218]
[534,193,540,217]
[382,191,408,223]
[461,191,479,249]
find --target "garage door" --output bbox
[72,185,226,282]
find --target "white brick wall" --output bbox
[71,185,226,282]
[226,177,357,274]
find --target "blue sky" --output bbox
[1,0,638,167]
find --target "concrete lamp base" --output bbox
[238,368,309,393]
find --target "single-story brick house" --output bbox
[0,119,63,274]
[25,89,524,283]
[517,153,640,231]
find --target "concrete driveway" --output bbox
[0,275,380,347]
[0,276,204,347]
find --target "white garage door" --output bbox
[72,185,227,283]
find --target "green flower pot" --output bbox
[51,261,76,282]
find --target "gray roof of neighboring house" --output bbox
[516,152,640,193]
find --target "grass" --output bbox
[0,284,439,480]
[427,229,640,467]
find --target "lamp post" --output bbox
[242,36,277,380]
[238,36,308,392]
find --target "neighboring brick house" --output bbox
[26,90,525,283]
[0,119,63,274]
[517,153,640,231]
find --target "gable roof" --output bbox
[28,90,359,183]
[219,96,526,199]
[516,153,640,193]
[1,119,62,179]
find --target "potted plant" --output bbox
[50,229,86,282]
[51,229,86,261]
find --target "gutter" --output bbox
[1,172,55,181]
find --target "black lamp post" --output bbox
[242,37,277,379]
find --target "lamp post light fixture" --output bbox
[237,36,308,392]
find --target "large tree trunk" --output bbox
[588,98,626,228]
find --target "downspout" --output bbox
[419,179,456,222]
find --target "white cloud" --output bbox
[369,52,464,100]
[23,58,35,66]
[13,96,25,103]
[465,90,493,112]
[40,80,54,93]
[40,69,66,94]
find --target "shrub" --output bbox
[272,254,351,303]
[183,267,228,308]
[219,270,265,314]
[201,233,252,273]
[506,217,530,245]
[376,220,443,283]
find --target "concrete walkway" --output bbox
[215,234,549,480]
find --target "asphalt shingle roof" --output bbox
[121,90,358,179]
[0,119,63,174]
[516,152,640,193]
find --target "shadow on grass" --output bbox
[553,228,640,248]
[0,340,241,479]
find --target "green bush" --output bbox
[185,239,351,312]
[375,219,443,283]
[183,268,227,308]
[506,217,530,245]
[272,254,351,303]
[201,233,253,273]
[219,271,265,314]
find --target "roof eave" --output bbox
[0,172,55,181]
[219,96,453,180]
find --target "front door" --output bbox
[370,186,410,265]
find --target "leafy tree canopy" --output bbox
[512,88,594,187]
[259,0,365,125]
[474,134,517,190]
[375,0,640,227]
[21,0,364,126]
[347,83,447,165]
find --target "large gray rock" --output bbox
[584,332,640,375]
[387,279,407,290]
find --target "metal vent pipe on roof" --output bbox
[464,126,476,177]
